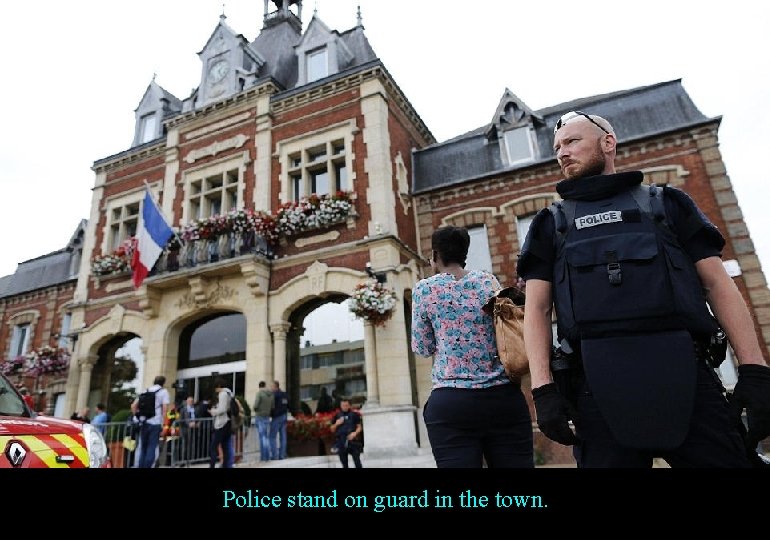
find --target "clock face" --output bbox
[208,59,229,84]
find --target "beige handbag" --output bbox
[483,287,528,380]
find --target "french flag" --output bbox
[131,189,174,288]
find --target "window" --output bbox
[10,324,30,358]
[109,201,140,251]
[188,168,240,220]
[517,214,534,248]
[300,355,314,370]
[179,313,246,368]
[140,114,157,144]
[307,48,328,82]
[466,225,493,273]
[59,313,72,349]
[504,127,535,165]
[287,139,347,201]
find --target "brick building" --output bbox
[1,2,767,463]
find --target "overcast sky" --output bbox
[1,1,768,286]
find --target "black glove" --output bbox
[729,364,770,451]
[532,383,579,446]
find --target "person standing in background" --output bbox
[270,380,289,460]
[208,377,233,468]
[91,403,109,435]
[133,375,170,469]
[253,380,274,461]
[330,398,364,468]
[19,387,35,411]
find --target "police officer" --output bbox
[518,111,770,467]
[330,398,363,468]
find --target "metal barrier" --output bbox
[101,417,256,468]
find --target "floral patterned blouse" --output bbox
[411,270,510,389]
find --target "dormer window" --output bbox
[139,113,157,144]
[503,126,535,165]
[307,47,328,82]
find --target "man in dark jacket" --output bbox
[518,111,770,467]
[330,398,363,468]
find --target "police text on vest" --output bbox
[574,211,622,230]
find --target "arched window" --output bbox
[179,313,246,368]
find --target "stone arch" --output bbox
[269,262,366,326]
[641,165,689,188]
[500,193,558,256]
[269,262,369,413]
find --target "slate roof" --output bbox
[413,79,714,194]
[0,250,76,299]
[0,221,85,299]
[96,14,380,167]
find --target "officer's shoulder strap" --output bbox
[548,199,576,255]
[548,199,576,236]
[630,183,674,236]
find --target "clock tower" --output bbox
[197,14,265,107]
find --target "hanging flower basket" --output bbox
[24,346,71,377]
[348,279,398,327]
[0,355,27,377]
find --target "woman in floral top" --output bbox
[411,226,533,468]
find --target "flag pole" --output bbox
[143,180,185,247]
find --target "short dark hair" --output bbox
[96,402,105,410]
[259,381,266,388]
[431,226,471,267]
[214,377,227,389]
[154,375,166,386]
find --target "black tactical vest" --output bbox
[550,184,718,343]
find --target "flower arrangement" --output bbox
[0,355,27,376]
[348,279,398,327]
[91,237,135,276]
[287,411,336,441]
[0,346,70,378]
[24,346,71,376]
[276,191,354,236]
[91,191,354,277]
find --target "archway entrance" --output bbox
[90,333,142,416]
[175,311,247,406]
[286,295,365,415]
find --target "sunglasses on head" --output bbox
[554,111,610,135]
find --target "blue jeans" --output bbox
[138,423,162,468]
[270,413,288,459]
[256,416,272,460]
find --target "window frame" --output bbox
[182,156,247,224]
[10,323,31,358]
[503,126,536,166]
[277,121,356,204]
[139,113,157,144]
[306,47,329,83]
[465,225,494,273]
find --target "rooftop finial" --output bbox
[152,72,157,82]
[356,5,363,27]
[221,3,226,19]
[314,1,317,16]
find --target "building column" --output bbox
[270,322,291,388]
[363,321,380,405]
[75,356,96,410]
